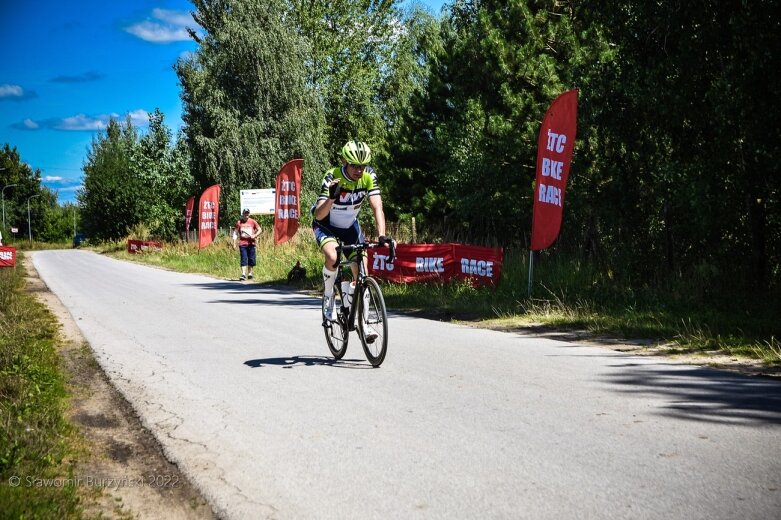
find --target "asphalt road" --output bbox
[32,249,781,519]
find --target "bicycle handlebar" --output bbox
[337,240,396,263]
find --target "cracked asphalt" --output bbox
[33,249,781,519]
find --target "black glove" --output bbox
[379,235,396,262]
[328,180,341,200]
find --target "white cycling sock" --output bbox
[362,289,370,322]
[322,266,337,297]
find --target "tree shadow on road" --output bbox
[244,355,371,369]
[182,281,319,308]
[602,364,781,426]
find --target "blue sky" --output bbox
[0,0,447,204]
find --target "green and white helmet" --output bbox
[340,140,372,165]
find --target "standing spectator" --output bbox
[232,208,261,280]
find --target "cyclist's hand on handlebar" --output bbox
[328,179,341,200]
[379,235,397,262]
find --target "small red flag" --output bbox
[184,196,195,234]
[530,90,578,251]
[198,185,221,249]
[274,159,303,245]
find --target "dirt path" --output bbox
[24,254,216,519]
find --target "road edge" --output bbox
[24,251,218,520]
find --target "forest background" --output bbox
[2,0,779,354]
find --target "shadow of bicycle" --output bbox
[243,355,370,369]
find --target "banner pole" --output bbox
[528,250,534,297]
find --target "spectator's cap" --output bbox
[242,208,250,215]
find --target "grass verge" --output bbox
[0,252,84,518]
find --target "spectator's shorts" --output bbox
[240,244,256,267]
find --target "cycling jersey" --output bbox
[313,166,381,229]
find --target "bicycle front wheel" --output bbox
[323,295,348,359]
[357,277,388,367]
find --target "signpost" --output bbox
[240,189,275,215]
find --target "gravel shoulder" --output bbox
[24,254,216,520]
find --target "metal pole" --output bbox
[528,250,534,297]
[27,194,40,244]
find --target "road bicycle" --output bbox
[322,239,396,367]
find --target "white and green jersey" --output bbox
[313,166,381,229]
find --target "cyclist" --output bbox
[312,140,392,325]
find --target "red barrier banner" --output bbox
[453,244,504,286]
[531,89,578,251]
[274,158,303,245]
[369,243,455,283]
[198,184,221,249]
[368,243,503,286]
[127,240,162,254]
[0,246,17,267]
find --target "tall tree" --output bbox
[176,0,328,222]
[289,0,403,162]
[379,7,447,222]
[38,201,79,243]
[131,109,194,240]
[1,144,48,242]
[78,117,141,241]
[568,0,781,291]
[388,0,587,243]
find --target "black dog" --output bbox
[287,261,307,284]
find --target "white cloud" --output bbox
[0,84,23,97]
[125,8,201,43]
[0,84,37,101]
[125,21,191,42]
[127,109,150,126]
[16,109,151,131]
[57,113,109,131]
[44,176,64,182]
[152,8,194,26]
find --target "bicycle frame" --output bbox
[323,239,395,366]
[333,242,369,331]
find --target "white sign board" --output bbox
[240,189,275,215]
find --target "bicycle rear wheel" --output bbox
[357,277,388,367]
[323,294,348,359]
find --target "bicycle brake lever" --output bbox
[388,240,397,263]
